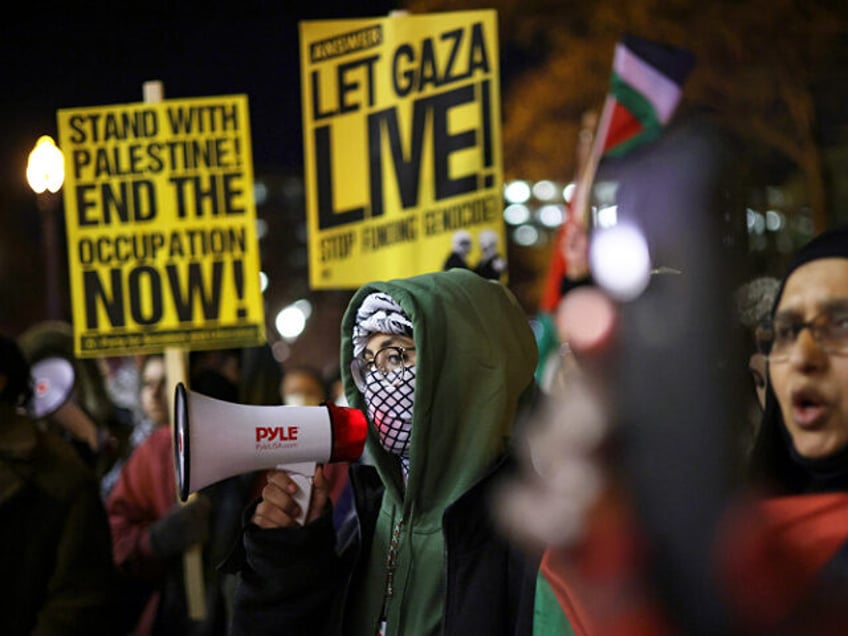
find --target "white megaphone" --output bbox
[29,357,75,418]
[174,382,368,524]
[28,357,99,451]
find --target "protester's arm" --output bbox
[105,429,213,580]
[227,466,346,636]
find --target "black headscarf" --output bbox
[748,226,848,494]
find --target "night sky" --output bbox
[0,2,397,333]
[2,2,396,190]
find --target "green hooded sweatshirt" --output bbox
[339,268,538,635]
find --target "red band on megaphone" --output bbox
[326,401,367,463]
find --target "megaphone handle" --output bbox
[277,461,317,525]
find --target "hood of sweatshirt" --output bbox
[340,268,537,633]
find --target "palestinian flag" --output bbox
[533,36,693,391]
[533,492,848,634]
[597,34,695,158]
[531,492,677,636]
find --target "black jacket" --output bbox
[224,457,539,636]
[0,407,117,635]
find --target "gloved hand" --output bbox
[149,494,212,558]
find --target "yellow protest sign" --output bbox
[57,94,265,358]
[300,10,505,288]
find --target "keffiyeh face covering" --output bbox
[364,365,415,474]
[354,291,415,474]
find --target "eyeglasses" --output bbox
[351,346,417,392]
[756,307,848,362]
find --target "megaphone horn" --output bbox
[174,383,368,521]
[29,357,75,419]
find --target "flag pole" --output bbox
[571,94,615,230]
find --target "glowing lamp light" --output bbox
[293,298,313,320]
[274,299,313,342]
[254,181,268,206]
[26,136,65,194]
[512,224,539,247]
[255,217,269,240]
[590,224,651,302]
[765,209,784,232]
[537,204,564,228]
[595,205,618,228]
[504,180,531,204]
[532,180,558,202]
[275,305,307,341]
[503,203,531,225]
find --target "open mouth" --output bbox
[791,389,829,428]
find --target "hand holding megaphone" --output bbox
[174,383,368,524]
[251,465,333,528]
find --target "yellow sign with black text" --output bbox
[57,95,265,358]
[300,10,506,288]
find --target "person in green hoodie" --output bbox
[225,268,541,635]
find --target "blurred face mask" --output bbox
[282,393,310,407]
[281,372,325,407]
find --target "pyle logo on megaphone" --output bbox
[174,382,368,504]
[256,425,299,446]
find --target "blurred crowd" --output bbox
[4,219,848,634]
[5,127,848,635]
[0,326,353,635]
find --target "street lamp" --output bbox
[26,135,65,320]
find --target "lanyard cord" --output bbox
[377,518,405,635]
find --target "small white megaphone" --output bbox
[28,357,98,450]
[174,382,368,523]
[29,357,75,418]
